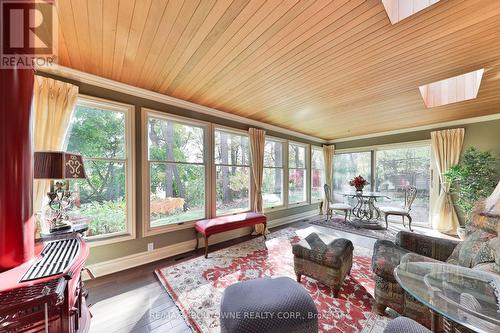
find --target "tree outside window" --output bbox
[288,143,308,204]
[148,117,206,227]
[262,139,284,208]
[65,103,129,237]
[215,129,251,216]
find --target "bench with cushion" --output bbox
[194,212,267,258]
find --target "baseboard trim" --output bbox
[83,210,318,280]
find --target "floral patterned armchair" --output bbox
[371,188,500,328]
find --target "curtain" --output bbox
[249,128,267,235]
[33,75,79,213]
[431,128,465,235]
[321,145,335,214]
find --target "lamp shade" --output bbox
[34,151,86,180]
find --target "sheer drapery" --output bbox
[249,128,266,235]
[431,128,465,235]
[33,75,79,212]
[321,145,335,214]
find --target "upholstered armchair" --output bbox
[371,196,500,328]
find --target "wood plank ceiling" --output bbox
[54,0,500,140]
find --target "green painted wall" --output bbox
[36,72,321,265]
[335,119,500,158]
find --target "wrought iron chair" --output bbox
[379,186,417,231]
[324,184,352,222]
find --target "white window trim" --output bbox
[72,95,136,247]
[287,141,310,206]
[310,146,325,203]
[141,108,211,237]
[263,136,286,212]
[213,126,253,217]
[334,139,436,227]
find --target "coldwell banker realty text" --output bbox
[1,0,56,68]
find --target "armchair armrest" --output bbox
[395,231,460,262]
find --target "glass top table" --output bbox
[342,192,390,229]
[395,262,500,333]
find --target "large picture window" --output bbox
[333,152,371,203]
[375,145,431,224]
[262,139,284,208]
[311,147,325,202]
[147,115,206,228]
[65,97,134,239]
[215,129,251,216]
[288,142,308,204]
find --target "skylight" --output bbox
[419,69,484,108]
[382,0,441,24]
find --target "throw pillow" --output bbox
[446,230,496,268]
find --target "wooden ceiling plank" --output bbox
[231,0,497,114]
[55,0,84,70]
[134,0,186,87]
[164,0,267,96]
[150,0,221,91]
[211,0,474,109]
[177,0,308,100]
[123,0,169,85]
[191,0,334,103]
[243,22,500,116]
[87,0,104,75]
[119,0,153,82]
[171,0,285,100]
[213,0,385,109]
[157,0,252,93]
[111,0,136,79]
[251,18,500,116]
[138,0,203,91]
[101,0,120,78]
[201,0,374,107]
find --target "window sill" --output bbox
[143,220,197,237]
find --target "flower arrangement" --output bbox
[349,175,368,192]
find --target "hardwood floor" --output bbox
[85,215,449,332]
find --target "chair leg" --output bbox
[407,215,413,232]
[344,210,348,222]
[204,236,209,258]
[384,213,388,230]
[263,224,267,240]
[194,231,199,251]
[402,215,406,227]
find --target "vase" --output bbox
[355,186,364,194]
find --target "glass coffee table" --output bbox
[394,262,500,333]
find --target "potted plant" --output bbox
[349,175,368,193]
[444,147,498,239]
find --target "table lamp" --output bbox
[34,151,86,233]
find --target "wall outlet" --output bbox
[147,243,154,252]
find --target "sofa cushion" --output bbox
[371,240,410,282]
[446,230,496,268]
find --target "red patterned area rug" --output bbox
[155,227,389,333]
